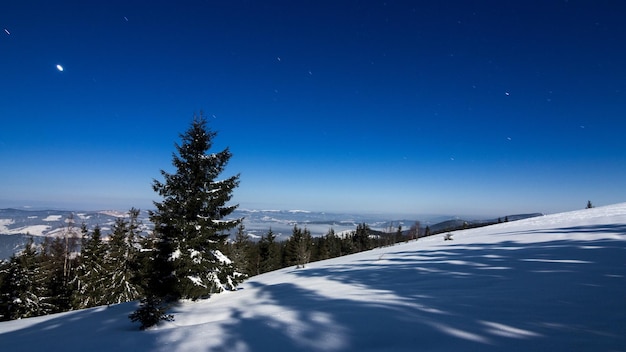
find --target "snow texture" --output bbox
[1,203,625,351]
[212,249,232,264]
[42,215,62,222]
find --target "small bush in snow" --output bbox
[128,296,174,330]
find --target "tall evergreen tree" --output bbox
[313,235,330,261]
[286,226,312,268]
[353,223,372,252]
[103,209,143,304]
[147,114,242,301]
[258,229,281,274]
[0,237,52,320]
[229,223,252,277]
[324,228,343,258]
[40,216,80,313]
[72,225,107,309]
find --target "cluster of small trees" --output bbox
[0,210,145,321]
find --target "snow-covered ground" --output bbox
[1,203,625,351]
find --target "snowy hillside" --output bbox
[1,203,625,351]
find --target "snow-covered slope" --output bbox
[1,204,625,351]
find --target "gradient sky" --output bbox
[1,1,625,217]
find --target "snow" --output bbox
[0,219,15,233]
[7,225,50,236]
[1,203,626,351]
[170,248,181,261]
[0,219,50,236]
[99,210,128,218]
[187,275,205,287]
[42,215,62,222]
[212,249,232,264]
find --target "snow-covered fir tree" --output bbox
[40,216,80,313]
[147,114,243,301]
[72,225,107,309]
[0,237,53,320]
[103,209,143,304]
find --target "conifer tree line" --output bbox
[0,210,146,320]
[224,222,417,277]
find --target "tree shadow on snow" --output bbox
[494,223,626,237]
[2,224,624,352]
[215,235,625,351]
[0,302,166,352]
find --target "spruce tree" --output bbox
[147,114,242,301]
[258,229,281,274]
[72,225,107,309]
[103,209,142,304]
[0,237,52,320]
[314,235,330,261]
[229,223,252,277]
[129,295,174,330]
[324,228,342,258]
[40,216,80,313]
[353,223,372,252]
[286,226,312,268]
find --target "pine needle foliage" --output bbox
[147,114,242,301]
[72,225,107,309]
[128,295,174,330]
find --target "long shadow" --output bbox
[494,223,626,237]
[0,302,165,351]
[212,237,626,351]
[545,224,626,235]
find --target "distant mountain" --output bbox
[0,208,153,236]
[0,208,542,260]
[0,208,153,260]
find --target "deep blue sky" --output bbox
[1,1,625,217]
